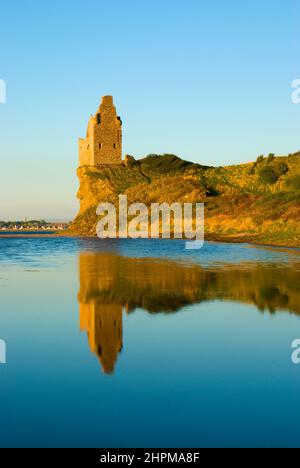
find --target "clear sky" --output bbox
[0,0,299,220]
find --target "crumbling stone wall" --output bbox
[79,95,122,166]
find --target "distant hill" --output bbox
[68,152,300,247]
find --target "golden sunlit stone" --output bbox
[79,95,122,166]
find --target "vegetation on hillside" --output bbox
[69,152,300,247]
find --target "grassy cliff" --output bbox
[69,152,300,247]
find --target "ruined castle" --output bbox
[79,95,122,166]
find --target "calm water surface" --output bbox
[0,237,300,447]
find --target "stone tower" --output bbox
[78,95,122,166]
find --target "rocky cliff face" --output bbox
[68,153,300,246]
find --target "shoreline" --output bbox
[0,231,299,250]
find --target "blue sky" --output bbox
[0,0,299,220]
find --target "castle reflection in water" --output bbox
[78,252,300,374]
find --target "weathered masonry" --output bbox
[79,95,122,166]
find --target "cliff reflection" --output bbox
[78,252,300,373]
